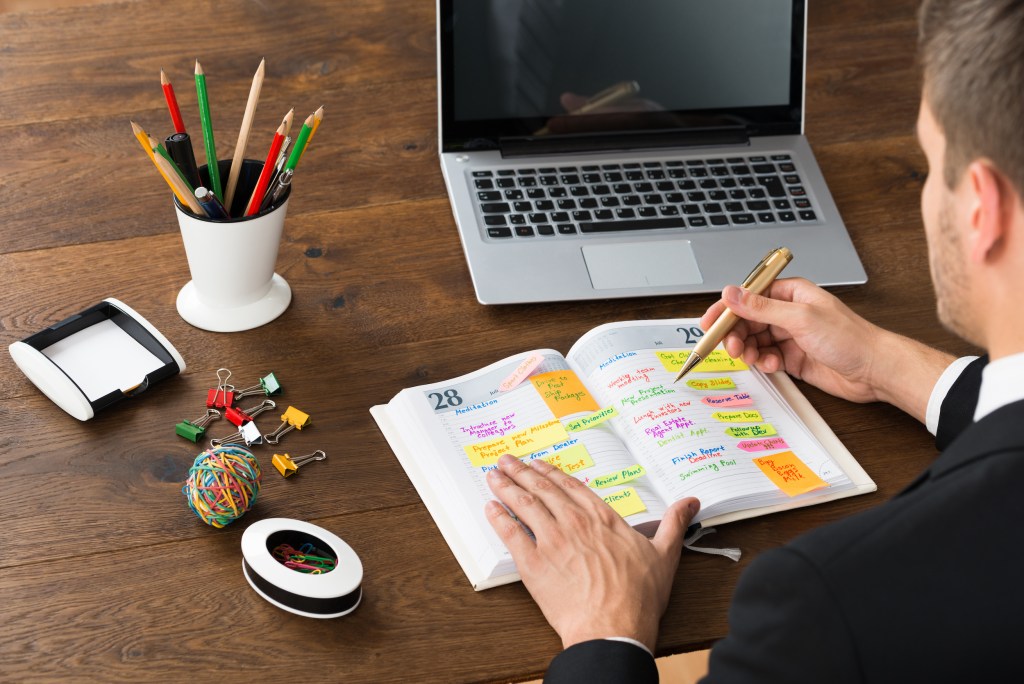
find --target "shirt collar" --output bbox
[974,351,1024,422]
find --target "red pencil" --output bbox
[160,69,187,134]
[245,120,286,216]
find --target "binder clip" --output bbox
[206,368,235,409]
[226,399,277,427]
[272,450,327,478]
[175,408,221,443]
[234,372,282,401]
[263,406,311,445]
[210,420,264,448]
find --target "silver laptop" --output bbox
[437,0,867,305]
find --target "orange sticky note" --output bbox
[530,370,599,418]
[753,451,828,497]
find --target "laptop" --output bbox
[437,0,867,305]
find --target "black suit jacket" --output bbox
[547,357,1024,682]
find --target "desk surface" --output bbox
[0,1,978,681]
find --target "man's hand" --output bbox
[485,453,699,652]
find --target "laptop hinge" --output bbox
[499,126,749,158]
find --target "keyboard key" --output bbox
[536,200,555,210]
[484,215,507,226]
[519,177,537,187]
[681,205,700,215]
[622,195,642,206]
[799,210,818,221]
[487,227,512,238]
[790,186,807,197]
[583,173,601,183]
[518,168,537,175]
[600,164,621,170]
[579,198,598,209]
[473,170,494,177]
[637,206,657,217]
[778,211,796,222]
[731,213,755,225]
[626,171,644,181]
[581,165,599,171]
[594,209,614,220]
[668,168,688,179]
[759,176,786,197]
[752,164,775,174]
[613,183,632,194]
[719,178,737,188]
[659,205,680,216]
[774,199,791,209]
[709,190,727,201]
[537,224,555,236]
[704,203,723,213]
[496,178,516,188]
[757,212,776,223]
[604,172,624,182]
[748,188,766,199]
[528,213,547,223]
[686,191,707,202]
[551,211,570,222]
[710,166,729,177]
[477,191,500,201]
[665,192,685,203]
[616,207,636,219]
[557,223,577,234]
[730,165,751,175]
[497,169,515,176]
[623,163,642,169]
[699,178,718,189]
[513,201,531,212]
[556,199,577,210]
[558,166,577,173]
[647,169,666,179]
[580,217,687,232]
[515,226,535,236]
[549,187,567,198]
[747,200,770,211]
[688,216,708,227]
[539,167,557,173]
[572,210,592,221]
[779,162,796,173]
[690,167,708,177]
[678,180,697,190]
[644,194,663,204]
[592,185,611,195]
[656,181,675,192]
[794,198,811,209]
[633,182,654,193]
[510,214,526,225]
[771,154,792,161]
[726,157,744,164]
[783,174,801,184]
[475,179,494,189]
[505,189,524,200]
[710,214,729,226]
[600,196,621,207]
[561,174,580,185]
[481,202,510,213]
[527,188,546,199]
[748,155,767,162]
[540,175,558,186]
[642,161,662,168]
[729,189,747,200]
[724,201,744,212]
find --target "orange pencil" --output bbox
[244,120,286,216]
[131,121,198,212]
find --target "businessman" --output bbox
[484,0,1024,680]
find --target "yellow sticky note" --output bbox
[464,419,569,467]
[725,424,777,438]
[530,370,600,418]
[589,464,646,489]
[542,443,595,474]
[656,349,749,374]
[686,377,737,390]
[753,451,829,497]
[565,405,619,432]
[712,410,764,423]
[602,487,647,518]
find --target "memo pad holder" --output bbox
[8,298,185,421]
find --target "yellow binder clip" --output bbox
[272,450,327,478]
[263,406,311,445]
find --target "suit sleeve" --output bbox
[545,639,658,684]
[701,548,861,684]
[935,355,987,450]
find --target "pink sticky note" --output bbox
[499,354,544,392]
[736,437,790,453]
[701,392,754,408]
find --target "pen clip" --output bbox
[741,248,781,288]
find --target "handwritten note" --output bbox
[589,464,646,489]
[602,487,647,517]
[499,354,544,392]
[725,424,778,438]
[464,419,570,467]
[753,451,828,497]
[541,443,595,474]
[712,410,764,423]
[656,349,749,374]
[565,406,619,432]
[686,377,737,390]
[530,370,600,418]
[736,437,791,452]
[701,392,753,408]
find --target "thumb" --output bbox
[652,497,700,558]
[722,285,795,329]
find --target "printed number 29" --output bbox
[677,326,704,344]
[429,389,463,410]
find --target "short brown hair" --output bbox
[918,0,1024,195]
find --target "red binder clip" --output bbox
[206,368,235,409]
[226,399,277,427]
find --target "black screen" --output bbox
[440,0,803,151]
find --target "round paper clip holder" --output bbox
[241,518,363,619]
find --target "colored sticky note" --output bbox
[602,487,647,518]
[541,443,595,474]
[725,424,777,438]
[686,377,737,390]
[736,437,791,453]
[589,464,646,489]
[565,405,619,432]
[530,370,600,418]
[499,353,544,392]
[712,410,764,423]
[753,451,829,497]
[701,392,753,408]
[656,349,749,374]
[464,419,570,467]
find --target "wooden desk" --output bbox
[0,1,979,681]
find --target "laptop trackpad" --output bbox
[582,241,703,290]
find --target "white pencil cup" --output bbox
[174,159,292,333]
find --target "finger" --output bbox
[699,299,728,331]
[495,453,585,521]
[651,497,700,558]
[486,456,557,530]
[527,457,607,513]
[722,283,805,331]
[485,499,537,560]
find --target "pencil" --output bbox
[293,105,324,170]
[160,70,187,134]
[284,112,315,172]
[131,121,202,213]
[194,60,222,202]
[223,57,265,213]
[244,119,286,216]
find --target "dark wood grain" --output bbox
[0,0,979,681]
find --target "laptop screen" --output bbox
[439,0,803,152]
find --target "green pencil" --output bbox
[283,112,315,172]
[194,60,222,201]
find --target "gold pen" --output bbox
[673,247,794,382]
[534,80,641,136]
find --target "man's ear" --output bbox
[965,160,1009,263]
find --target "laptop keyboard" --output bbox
[470,154,819,240]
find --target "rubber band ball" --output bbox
[183,445,262,527]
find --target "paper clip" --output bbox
[206,368,235,409]
[272,449,327,478]
[226,399,277,427]
[210,420,263,448]
[175,408,221,443]
[233,372,282,401]
[263,406,311,445]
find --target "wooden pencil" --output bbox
[244,119,286,216]
[194,60,222,201]
[223,57,265,213]
[131,121,200,213]
[160,69,187,134]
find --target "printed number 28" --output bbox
[677,326,704,344]
[429,389,463,410]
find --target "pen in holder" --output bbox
[174,158,292,333]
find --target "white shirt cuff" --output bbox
[604,637,652,657]
[925,356,980,435]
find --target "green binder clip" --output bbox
[175,408,221,443]
[234,372,282,400]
